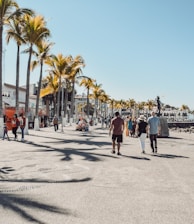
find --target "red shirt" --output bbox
[111,117,124,135]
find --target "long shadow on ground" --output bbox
[0,177,91,223]
[23,135,116,162]
[0,193,70,224]
[151,153,189,159]
[122,155,151,161]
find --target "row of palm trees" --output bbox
[0,1,86,131]
[0,1,192,135]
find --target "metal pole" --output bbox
[61,82,64,132]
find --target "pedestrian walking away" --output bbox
[2,123,10,141]
[19,113,26,142]
[109,111,124,155]
[136,115,148,154]
[53,115,59,131]
[12,113,19,140]
[147,111,160,153]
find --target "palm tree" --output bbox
[22,14,50,132]
[67,55,85,119]
[45,54,71,118]
[145,99,155,117]
[127,98,136,118]
[108,98,116,116]
[79,76,95,117]
[0,0,33,136]
[40,73,59,116]
[90,83,103,120]
[98,91,109,119]
[31,40,54,130]
[6,10,33,114]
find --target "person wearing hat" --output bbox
[136,115,148,154]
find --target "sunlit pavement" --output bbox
[0,124,194,224]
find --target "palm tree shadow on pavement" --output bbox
[0,177,91,223]
[0,192,71,224]
[24,137,116,162]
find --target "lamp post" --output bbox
[61,79,66,132]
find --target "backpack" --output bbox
[53,117,58,124]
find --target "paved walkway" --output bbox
[0,124,194,224]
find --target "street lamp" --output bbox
[61,79,66,132]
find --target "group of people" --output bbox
[109,111,160,155]
[76,117,89,131]
[3,113,26,141]
[125,116,137,137]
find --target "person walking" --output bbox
[53,115,59,131]
[12,114,19,140]
[124,116,129,136]
[109,111,124,155]
[136,115,148,154]
[19,113,26,142]
[147,111,160,153]
[128,116,133,137]
[2,123,10,141]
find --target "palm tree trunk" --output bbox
[0,25,3,118]
[34,60,43,130]
[35,61,43,117]
[70,81,75,118]
[25,45,33,134]
[53,93,57,115]
[57,77,61,118]
[64,87,68,118]
[15,45,20,114]
[86,88,89,117]
[0,25,3,137]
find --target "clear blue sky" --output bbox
[3,0,194,110]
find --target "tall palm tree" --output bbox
[79,76,95,117]
[22,14,50,131]
[6,10,33,114]
[108,98,116,116]
[40,73,59,116]
[128,98,136,117]
[146,99,155,116]
[67,55,85,119]
[90,83,103,120]
[45,53,70,118]
[98,91,109,118]
[31,40,53,130]
[0,0,33,136]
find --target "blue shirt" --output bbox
[147,116,160,134]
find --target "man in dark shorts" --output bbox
[109,112,124,155]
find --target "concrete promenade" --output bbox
[0,124,194,224]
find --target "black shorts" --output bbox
[112,134,123,143]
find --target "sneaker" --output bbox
[117,152,121,156]
[111,150,115,154]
